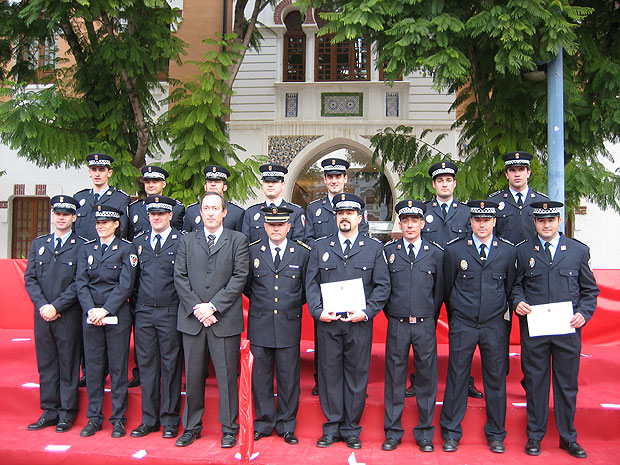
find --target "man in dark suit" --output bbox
[245,206,311,445]
[511,201,599,458]
[174,192,249,448]
[24,195,86,433]
[382,200,444,452]
[130,196,184,440]
[243,164,305,243]
[74,153,130,240]
[183,165,245,232]
[440,201,516,454]
[413,160,481,400]
[306,193,390,450]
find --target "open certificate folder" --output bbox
[527,301,576,337]
[320,278,366,316]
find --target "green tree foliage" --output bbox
[304,0,620,215]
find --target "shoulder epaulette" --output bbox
[385,238,397,246]
[227,201,242,209]
[498,237,515,246]
[35,233,51,240]
[249,239,262,247]
[296,240,311,251]
[187,201,199,208]
[133,231,146,239]
[287,201,302,209]
[122,238,132,244]
[446,236,463,246]
[174,199,184,206]
[308,198,322,205]
[488,190,503,197]
[428,240,444,251]
[568,237,588,247]
[515,239,528,247]
[315,235,331,242]
[115,189,130,197]
[532,190,549,198]
[77,235,88,242]
[75,188,90,195]
[129,199,142,206]
[369,236,382,244]
[84,238,97,245]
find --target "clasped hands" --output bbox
[193,302,218,327]
[319,309,366,323]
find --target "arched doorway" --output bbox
[291,144,395,241]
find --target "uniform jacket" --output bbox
[245,239,311,348]
[305,196,369,241]
[384,238,444,318]
[422,199,470,247]
[174,228,249,337]
[488,188,548,245]
[306,234,390,320]
[182,200,244,233]
[76,236,138,315]
[133,228,183,307]
[444,235,517,325]
[243,200,305,243]
[24,232,86,313]
[511,235,599,324]
[73,187,130,240]
[127,198,185,239]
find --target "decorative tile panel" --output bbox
[321,92,363,117]
[386,92,399,117]
[268,136,321,167]
[285,93,298,118]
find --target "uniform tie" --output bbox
[207,234,215,254]
[516,192,523,208]
[408,243,415,261]
[344,239,351,256]
[54,238,62,254]
[479,243,487,260]
[441,203,448,218]
[274,246,281,269]
[154,234,161,254]
[101,243,108,256]
[94,192,100,203]
[269,203,276,208]
[544,241,553,264]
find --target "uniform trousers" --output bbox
[34,310,82,421]
[384,316,437,441]
[134,305,183,428]
[182,328,240,434]
[440,317,506,441]
[83,309,131,424]
[251,344,300,435]
[520,320,581,443]
[317,319,373,438]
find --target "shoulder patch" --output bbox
[428,240,444,251]
[249,239,262,247]
[296,240,312,251]
[498,237,515,246]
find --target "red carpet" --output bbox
[2,329,619,465]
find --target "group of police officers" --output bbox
[24,150,598,458]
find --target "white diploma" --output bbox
[527,301,575,337]
[86,315,119,325]
[320,278,366,315]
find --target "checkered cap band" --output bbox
[504,158,531,166]
[147,202,173,212]
[88,159,111,167]
[397,206,424,216]
[335,200,362,210]
[94,210,121,219]
[470,207,496,216]
[52,202,77,212]
[430,166,456,178]
[143,171,166,180]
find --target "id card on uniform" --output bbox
[527,301,575,337]
[320,278,366,316]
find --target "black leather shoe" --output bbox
[525,439,541,456]
[442,439,459,452]
[130,423,159,437]
[488,440,505,453]
[127,376,141,388]
[111,420,126,438]
[560,439,587,458]
[345,435,362,449]
[80,420,102,437]
[468,383,484,399]
[417,439,434,452]
[254,431,271,441]
[381,437,400,451]
[280,431,298,444]
[55,419,73,433]
[311,384,319,396]
[78,376,86,387]
[221,432,237,448]
[316,434,337,448]
[162,425,178,438]
[175,429,200,447]
[28,417,58,431]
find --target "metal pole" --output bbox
[547,47,565,231]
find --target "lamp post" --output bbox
[547,47,566,232]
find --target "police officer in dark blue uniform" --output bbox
[24,195,86,433]
[382,200,444,452]
[73,153,130,240]
[511,201,599,458]
[183,165,245,232]
[304,158,369,241]
[128,165,185,239]
[440,201,516,454]
[306,193,390,450]
[130,195,184,440]
[245,206,311,445]
[242,164,305,243]
[76,205,138,438]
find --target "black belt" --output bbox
[388,316,428,324]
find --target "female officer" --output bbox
[76,205,138,438]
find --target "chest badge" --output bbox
[88,255,94,265]
[316,208,322,217]
[529,257,535,268]
[426,214,434,223]
[133,214,139,224]
[38,246,45,255]
[460,260,468,270]
[560,245,566,251]
[130,254,138,267]
[194,215,200,224]
[498,201,505,211]
[253,212,261,221]
[322,252,329,262]
[254,258,260,268]
[79,198,86,206]
[389,253,395,264]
